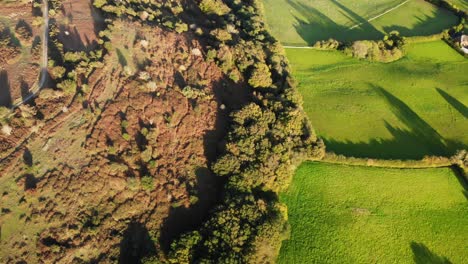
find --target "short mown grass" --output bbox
[286,40,468,159]
[279,162,468,264]
[263,0,459,45]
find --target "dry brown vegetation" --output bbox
[0,3,41,107]
[0,0,322,262]
[0,16,248,262]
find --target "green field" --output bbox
[286,41,468,159]
[279,162,468,263]
[449,0,468,11]
[263,0,459,45]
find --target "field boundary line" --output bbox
[348,0,411,30]
[312,158,452,169]
[283,45,314,49]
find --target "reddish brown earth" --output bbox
[0,3,41,106]
[0,19,249,263]
[56,0,105,51]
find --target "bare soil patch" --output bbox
[56,0,105,51]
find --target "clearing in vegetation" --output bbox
[286,40,468,159]
[56,0,105,52]
[263,0,459,45]
[279,162,468,264]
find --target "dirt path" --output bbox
[12,0,48,108]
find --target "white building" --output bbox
[461,35,468,54]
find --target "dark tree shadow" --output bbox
[0,26,21,47]
[173,71,186,88]
[23,174,37,191]
[451,166,468,201]
[20,78,32,101]
[116,48,128,67]
[15,19,33,39]
[286,0,383,44]
[436,88,467,118]
[0,70,12,107]
[159,167,221,252]
[56,0,105,52]
[159,74,251,252]
[382,8,458,37]
[23,148,33,167]
[323,86,467,159]
[119,222,156,264]
[375,86,447,155]
[410,242,452,264]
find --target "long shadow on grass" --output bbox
[287,0,383,44]
[451,165,468,201]
[324,87,466,159]
[382,8,458,37]
[410,242,452,264]
[436,88,468,118]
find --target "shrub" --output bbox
[15,20,32,40]
[141,175,154,191]
[313,38,341,50]
[199,0,230,16]
[57,79,77,95]
[248,63,272,88]
[210,28,232,42]
[180,86,206,99]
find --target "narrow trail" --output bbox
[40,0,49,88]
[348,0,411,30]
[12,0,48,108]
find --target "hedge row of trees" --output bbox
[313,31,406,62]
[93,0,324,262]
[165,0,325,262]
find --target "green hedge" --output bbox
[320,152,452,168]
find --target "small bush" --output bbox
[141,175,154,191]
[248,63,272,88]
[199,0,230,16]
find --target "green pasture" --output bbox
[278,162,468,264]
[286,41,468,159]
[263,0,459,45]
[448,0,468,11]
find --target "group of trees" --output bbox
[0,24,21,63]
[346,31,406,62]
[312,31,406,62]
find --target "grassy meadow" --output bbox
[286,40,468,159]
[263,0,459,45]
[449,0,468,11]
[278,162,468,264]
